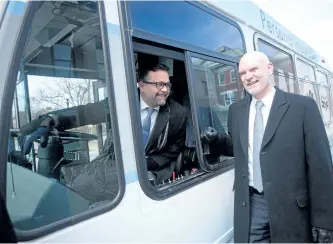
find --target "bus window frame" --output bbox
[129,40,236,199]
[254,34,296,74]
[295,56,317,83]
[133,42,185,61]
[185,51,239,172]
[253,33,299,95]
[119,0,243,200]
[3,1,126,241]
[316,68,329,86]
[294,55,324,117]
[329,74,333,86]
[0,1,40,199]
[253,33,331,125]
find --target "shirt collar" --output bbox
[252,87,276,108]
[140,97,160,111]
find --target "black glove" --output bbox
[39,114,67,147]
[312,226,333,243]
[200,126,219,144]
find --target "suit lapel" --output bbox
[261,89,289,150]
[145,103,170,152]
[239,95,251,157]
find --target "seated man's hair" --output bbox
[140,63,169,81]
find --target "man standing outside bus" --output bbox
[201,51,333,242]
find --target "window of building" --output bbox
[218,73,225,86]
[220,90,237,106]
[230,69,236,82]
[7,1,122,235]
[218,68,236,87]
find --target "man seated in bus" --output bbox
[18,63,187,200]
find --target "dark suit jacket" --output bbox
[145,99,187,183]
[211,88,333,242]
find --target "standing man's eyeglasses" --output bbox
[142,80,172,90]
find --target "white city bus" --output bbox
[0,1,332,243]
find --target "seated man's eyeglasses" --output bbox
[142,80,172,90]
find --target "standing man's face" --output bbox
[139,70,171,108]
[238,52,274,99]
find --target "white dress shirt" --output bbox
[248,87,276,187]
[140,97,159,133]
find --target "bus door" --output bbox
[0,1,127,242]
[0,1,35,242]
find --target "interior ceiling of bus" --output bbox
[22,1,100,68]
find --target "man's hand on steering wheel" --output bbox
[19,114,65,155]
[39,114,66,147]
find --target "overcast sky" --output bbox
[252,0,333,68]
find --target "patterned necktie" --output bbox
[142,107,154,145]
[253,101,264,192]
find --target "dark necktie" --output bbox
[142,107,154,145]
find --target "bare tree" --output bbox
[29,78,94,133]
[33,78,92,110]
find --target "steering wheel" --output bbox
[48,130,97,144]
[10,128,97,144]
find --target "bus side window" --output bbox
[7,1,122,236]
[257,39,297,94]
[296,59,321,108]
[190,57,239,161]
